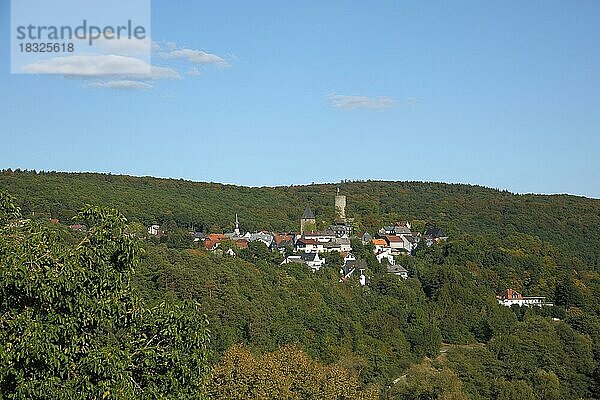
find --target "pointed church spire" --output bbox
[234,213,240,236]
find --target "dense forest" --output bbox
[1,170,600,399]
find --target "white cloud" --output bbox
[86,80,153,90]
[327,94,397,110]
[160,48,229,67]
[19,41,229,90]
[91,37,153,55]
[21,54,181,80]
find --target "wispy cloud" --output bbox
[159,48,229,67]
[20,41,230,90]
[327,94,397,110]
[21,54,181,80]
[91,37,153,56]
[86,80,154,90]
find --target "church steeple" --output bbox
[234,213,240,236]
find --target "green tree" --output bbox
[554,276,585,309]
[0,192,211,399]
[495,379,537,400]
[207,344,379,399]
[389,363,469,400]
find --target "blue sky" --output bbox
[1,1,599,197]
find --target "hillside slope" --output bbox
[1,170,598,269]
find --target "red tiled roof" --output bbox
[497,289,523,300]
[297,238,319,245]
[371,239,387,246]
[274,234,293,245]
[383,235,403,243]
[204,234,227,250]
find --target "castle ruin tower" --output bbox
[334,188,346,222]
[300,206,316,235]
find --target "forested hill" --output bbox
[1,169,599,268]
[3,170,600,399]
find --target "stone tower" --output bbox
[334,188,346,222]
[300,206,316,234]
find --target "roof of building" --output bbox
[274,234,293,245]
[301,206,315,219]
[424,227,447,238]
[372,239,387,246]
[343,259,367,275]
[204,239,219,250]
[496,289,523,300]
[394,227,412,234]
[403,235,416,243]
[388,265,409,275]
[246,232,274,243]
[300,252,320,262]
[297,238,320,246]
[383,235,404,243]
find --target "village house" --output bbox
[387,264,409,279]
[325,237,352,253]
[296,236,350,253]
[371,238,387,251]
[381,235,411,254]
[329,221,353,237]
[192,232,206,243]
[339,253,367,282]
[399,234,417,253]
[301,231,337,242]
[295,238,325,253]
[424,227,448,245]
[360,232,373,244]
[496,289,554,307]
[375,248,395,265]
[379,221,412,236]
[281,252,326,272]
[379,225,410,236]
[147,224,166,238]
[242,232,274,248]
[272,234,294,253]
[203,233,227,250]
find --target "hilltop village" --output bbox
[148,189,449,285]
[144,191,553,306]
[46,187,550,306]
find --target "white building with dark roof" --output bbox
[387,264,409,279]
